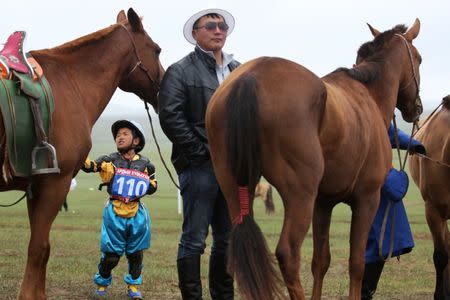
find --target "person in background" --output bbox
[362,124,426,299]
[82,120,157,300]
[158,8,240,300]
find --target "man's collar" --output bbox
[195,45,234,66]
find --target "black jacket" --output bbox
[158,47,240,174]
[83,152,157,198]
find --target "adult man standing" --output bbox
[158,8,240,300]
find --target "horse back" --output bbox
[209,56,326,140]
[318,75,391,198]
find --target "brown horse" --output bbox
[206,20,422,300]
[410,95,450,300]
[0,8,163,300]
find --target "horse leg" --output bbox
[444,227,450,299]
[272,170,321,300]
[311,198,334,299]
[425,200,450,300]
[347,193,380,300]
[18,177,70,300]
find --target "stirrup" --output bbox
[31,141,60,175]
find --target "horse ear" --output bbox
[127,8,144,32]
[403,18,420,42]
[367,23,381,37]
[116,10,127,23]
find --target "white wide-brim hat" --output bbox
[183,8,235,45]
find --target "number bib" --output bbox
[111,168,150,203]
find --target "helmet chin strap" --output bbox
[117,144,136,154]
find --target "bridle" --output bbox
[394,33,423,118]
[120,24,161,94]
[118,25,178,189]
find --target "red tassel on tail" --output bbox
[234,186,250,224]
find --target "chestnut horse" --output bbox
[206,20,422,299]
[0,8,163,300]
[410,95,450,300]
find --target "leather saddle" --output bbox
[0,31,59,176]
[0,31,34,79]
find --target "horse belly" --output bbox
[318,85,390,201]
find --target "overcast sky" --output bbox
[2,0,449,117]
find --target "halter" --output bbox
[394,33,422,117]
[119,24,160,93]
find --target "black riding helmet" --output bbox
[111,120,145,153]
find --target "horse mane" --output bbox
[443,95,450,110]
[333,24,408,84]
[333,64,380,84]
[38,23,124,54]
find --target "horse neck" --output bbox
[30,26,132,126]
[370,53,405,127]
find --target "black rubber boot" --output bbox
[177,255,203,300]
[209,254,234,300]
[361,261,385,299]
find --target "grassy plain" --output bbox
[0,115,436,299]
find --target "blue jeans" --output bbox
[177,162,232,259]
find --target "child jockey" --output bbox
[82,119,157,299]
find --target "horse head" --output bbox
[117,8,164,112]
[443,94,450,110]
[358,19,423,123]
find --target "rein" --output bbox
[119,24,160,92]
[378,113,416,262]
[0,192,26,207]
[378,115,407,261]
[143,102,180,190]
[412,101,444,137]
[415,153,450,168]
[412,100,450,168]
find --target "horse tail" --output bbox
[225,73,262,190]
[264,185,275,215]
[225,73,283,300]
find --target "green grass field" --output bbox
[0,115,436,299]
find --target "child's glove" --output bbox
[99,161,115,183]
[81,155,112,176]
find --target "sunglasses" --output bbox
[195,22,229,32]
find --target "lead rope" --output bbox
[412,101,443,138]
[378,116,405,261]
[411,100,450,168]
[144,102,180,190]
